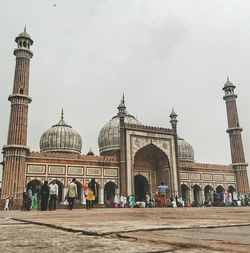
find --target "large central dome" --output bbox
[40,111,82,154]
[98,98,142,155]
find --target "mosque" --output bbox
[0,29,249,208]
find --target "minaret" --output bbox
[118,94,127,196]
[1,28,33,203]
[169,109,181,197]
[223,77,249,195]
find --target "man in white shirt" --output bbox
[49,180,58,210]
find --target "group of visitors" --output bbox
[20,178,98,211]
[108,182,170,208]
[22,180,59,211]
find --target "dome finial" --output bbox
[61,108,64,120]
[24,25,26,32]
[227,76,229,82]
[122,93,125,104]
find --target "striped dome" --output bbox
[178,137,194,162]
[40,112,82,154]
[98,113,142,155]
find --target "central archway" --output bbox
[133,143,170,197]
[134,175,149,201]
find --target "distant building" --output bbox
[0,30,249,208]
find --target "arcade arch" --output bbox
[104,181,116,203]
[181,184,190,202]
[216,185,225,193]
[204,185,214,201]
[26,179,42,195]
[228,185,236,194]
[192,184,202,204]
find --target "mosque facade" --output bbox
[0,30,249,208]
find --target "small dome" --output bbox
[87,148,94,156]
[40,111,82,154]
[18,31,31,39]
[223,77,235,90]
[178,137,194,162]
[98,102,142,155]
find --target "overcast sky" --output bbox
[0,0,250,181]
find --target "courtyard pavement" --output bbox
[0,206,250,252]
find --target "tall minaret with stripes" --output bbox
[223,78,249,195]
[1,28,33,203]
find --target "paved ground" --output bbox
[0,207,250,252]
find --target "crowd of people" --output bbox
[4,180,250,210]
[106,183,250,209]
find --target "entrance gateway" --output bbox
[133,143,170,201]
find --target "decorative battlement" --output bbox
[29,151,118,162]
[125,123,173,134]
[179,161,232,170]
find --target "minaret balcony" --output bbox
[226,127,243,134]
[8,94,32,104]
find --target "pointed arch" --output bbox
[204,185,214,202]
[104,181,117,203]
[181,184,190,204]
[192,184,202,205]
[27,179,43,195]
[216,185,225,193]
[133,143,170,195]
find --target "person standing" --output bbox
[145,193,151,208]
[49,180,58,210]
[27,188,33,211]
[158,182,168,207]
[8,197,14,210]
[4,197,9,210]
[40,181,50,211]
[31,193,38,210]
[120,194,124,208]
[123,195,127,208]
[131,194,136,208]
[86,178,97,209]
[67,178,78,210]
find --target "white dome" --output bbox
[178,137,194,162]
[40,113,82,154]
[98,113,142,155]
